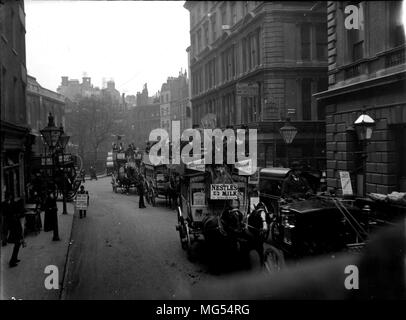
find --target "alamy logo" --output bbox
[44,265,59,290]
[344,265,359,290]
[148,121,257,175]
[344,5,364,30]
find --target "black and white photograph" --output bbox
[0,0,405,305]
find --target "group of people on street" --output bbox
[1,187,62,268]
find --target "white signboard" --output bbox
[75,194,88,210]
[116,153,126,160]
[210,184,238,200]
[339,171,353,196]
[193,192,206,206]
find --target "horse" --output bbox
[202,206,246,271]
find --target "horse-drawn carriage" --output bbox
[141,153,179,207]
[257,167,373,272]
[111,150,139,194]
[175,160,274,271]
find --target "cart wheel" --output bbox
[248,249,262,271]
[176,207,190,251]
[66,190,77,201]
[263,243,285,273]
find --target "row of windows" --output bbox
[190,1,261,55]
[193,92,236,128]
[343,1,405,64]
[191,77,328,126]
[192,29,261,96]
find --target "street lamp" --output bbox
[40,113,62,149]
[353,112,375,196]
[57,124,70,215]
[279,118,298,167]
[40,113,62,241]
[354,113,375,141]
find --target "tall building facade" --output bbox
[160,71,192,136]
[185,1,328,168]
[316,1,406,195]
[0,0,32,202]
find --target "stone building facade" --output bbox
[315,1,406,195]
[26,75,66,156]
[160,71,192,136]
[185,1,328,168]
[0,0,32,202]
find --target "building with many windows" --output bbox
[159,71,192,136]
[0,0,32,202]
[185,1,328,168]
[316,1,406,195]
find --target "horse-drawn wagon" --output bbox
[175,160,274,271]
[141,153,179,206]
[111,150,138,194]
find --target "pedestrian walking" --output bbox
[1,192,13,247]
[77,185,89,219]
[137,175,146,209]
[44,190,60,241]
[6,193,24,267]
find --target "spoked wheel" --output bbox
[263,243,285,274]
[66,189,77,201]
[176,207,191,251]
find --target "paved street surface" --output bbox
[62,177,217,299]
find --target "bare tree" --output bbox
[65,95,116,170]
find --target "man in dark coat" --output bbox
[281,161,313,199]
[44,191,60,241]
[137,175,146,209]
[1,193,12,246]
[6,193,24,267]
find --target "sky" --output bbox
[24,0,190,96]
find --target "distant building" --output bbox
[136,83,149,106]
[125,94,137,109]
[160,83,172,136]
[102,80,121,105]
[57,76,101,101]
[0,0,32,202]
[127,103,161,148]
[159,71,192,135]
[26,75,66,156]
[316,1,406,195]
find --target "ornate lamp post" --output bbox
[354,112,375,196]
[40,113,62,241]
[57,124,70,215]
[279,118,298,167]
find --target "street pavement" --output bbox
[0,202,74,300]
[61,177,217,300]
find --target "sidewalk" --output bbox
[0,201,75,300]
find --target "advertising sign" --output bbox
[117,153,126,160]
[339,171,353,196]
[193,192,206,206]
[236,82,258,97]
[210,184,238,200]
[75,194,88,210]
